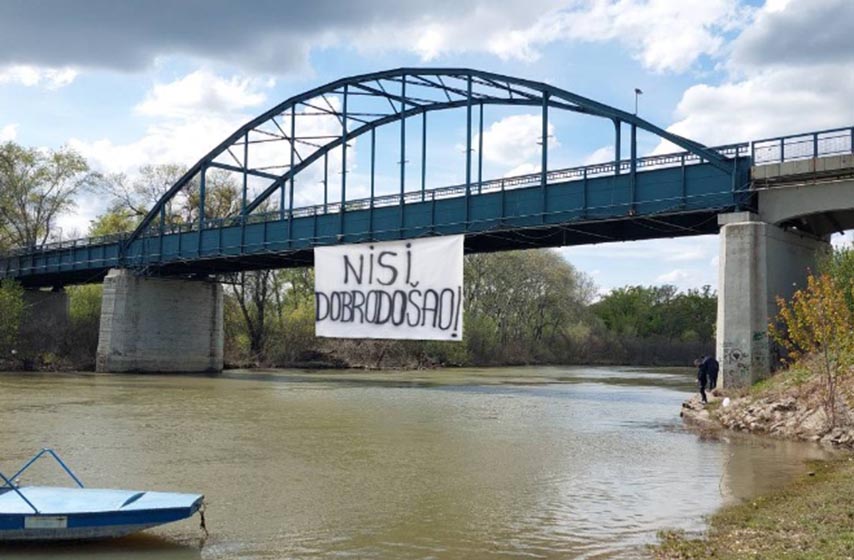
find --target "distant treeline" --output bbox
[0,249,716,370]
[215,251,716,369]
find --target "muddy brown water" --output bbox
[0,367,832,559]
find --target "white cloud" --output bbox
[135,70,272,119]
[658,0,854,150]
[70,69,353,217]
[562,236,717,262]
[56,190,108,240]
[0,123,17,142]
[69,117,244,175]
[503,162,540,177]
[654,267,716,291]
[583,145,614,165]
[356,0,747,73]
[71,70,275,174]
[475,114,557,173]
[570,0,745,73]
[0,65,77,89]
[657,268,692,283]
[659,66,854,150]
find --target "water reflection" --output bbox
[0,367,831,559]
[0,534,202,559]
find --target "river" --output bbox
[0,366,831,559]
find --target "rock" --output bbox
[800,408,827,434]
[771,398,797,412]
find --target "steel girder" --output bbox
[125,68,732,250]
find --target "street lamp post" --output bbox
[634,88,643,115]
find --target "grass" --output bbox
[652,456,854,559]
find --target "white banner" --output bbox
[314,235,464,341]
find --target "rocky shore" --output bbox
[681,386,854,449]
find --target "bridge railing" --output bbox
[751,126,854,165]
[3,143,751,256]
[8,127,853,258]
[194,143,750,229]
[1,231,129,257]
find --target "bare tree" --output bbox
[0,142,97,249]
[231,270,274,361]
[100,164,240,229]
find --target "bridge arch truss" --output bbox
[127,68,735,250]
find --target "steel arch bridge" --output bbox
[2,68,752,287]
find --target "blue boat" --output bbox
[0,449,204,541]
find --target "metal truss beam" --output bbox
[126,68,733,251]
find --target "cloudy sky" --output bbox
[1,0,852,294]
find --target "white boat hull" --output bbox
[0,487,204,542]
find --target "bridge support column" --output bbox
[96,269,223,373]
[716,212,829,388]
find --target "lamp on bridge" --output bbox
[634,88,643,115]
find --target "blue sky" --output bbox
[1,0,852,294]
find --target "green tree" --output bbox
[65,284,103,364]
[464,250,594,363]
[88,207,138,237]
[0,280,24,357]
[593,285,716,343]
[0,142,97,248]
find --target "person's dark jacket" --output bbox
[697,357,710,382]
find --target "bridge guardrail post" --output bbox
[312,207,318,241]
[629,123,637,215]
[813,132,819,159]
[581,167,588,218]
[731,156,738,203]
[430,190,436,235]
[779,137,784,163]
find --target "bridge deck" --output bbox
[2,152,751,287]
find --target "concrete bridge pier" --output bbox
[716,212,830,388]
[96,269,223,373]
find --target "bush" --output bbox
[64,284,102,367]
[771,273,854,428]
[0,280,24,359]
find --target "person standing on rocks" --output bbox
[705,355,720,392]
[695,357,709,404]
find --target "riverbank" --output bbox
[659,367,854,557]
[680,368,854,449]
[653,454,854,558]
[0,353,712,373]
